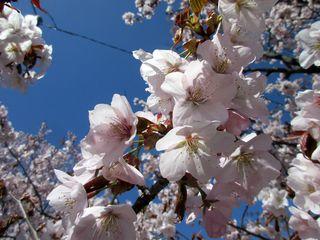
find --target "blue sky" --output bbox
[0,0,174,143]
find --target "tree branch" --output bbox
[244,65,320,76]
[132,176,169,214]
[228,223,272,240]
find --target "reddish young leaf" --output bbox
[31,0,47,13]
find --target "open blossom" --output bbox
[47,170,87,221]
[204,182,246,238]
[133,49,188,114]
[291,89,320,160]
[81,94,138,167]
[161,60,236,126]
[218,0,276,32]
[197,33,254,74]
[287,154,320,215]
[214,133,281,196]
[0,5,52,90]
[72,158,96,185]
[156,122,234,182]
[69,204,137,240]
[291,90,320,131]
[296,21,320,69]
[231,71,269,123]
[289,207,320,240]
[223,18,264,59]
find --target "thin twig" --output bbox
[8,192,40,240]
[228,223,272,240]
[45,25,132,55]
[240,205,249,227]
[4,143,59,220]
[30,0,132,55]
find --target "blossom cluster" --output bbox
[0,5,52,90]
[296,20,320,69]
[265,0,320,55]
[287,84,320,239]
[122,0,177,25]
[45,1,287,239]
[0,104,80,239]
[3,0,320,239]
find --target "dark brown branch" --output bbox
[132,176,169,214]
[228,223,272,240]
[244,65,320,76]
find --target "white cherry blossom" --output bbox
[47,170,87,221]
[296,21,320,69]
[156,122,235,182]
[69,204,137,240]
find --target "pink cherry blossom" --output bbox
[222,110,250,136]
[231,71,269,123]
[214,133,281,196]
[197,33,254,74]
[81,94,138,167]
[289,207,320,240]
[102,158,145,186]
[161,60,236,126]
[287,154,320,215]
[134,49,188,114]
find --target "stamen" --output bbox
[93,213,119,238]
[187,87,207,105]
[185,134,200,154]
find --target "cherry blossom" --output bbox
[231,71,269,123]
[222,110,250,136]
[287,154,320,215]
[214,133,281,196]
[81,94,138,167]
[102,158,145,186]
[197,32,254,74]
[4,0,320,239]
[47,170,87,222]
[223,18,264,59]
[296,21,320,69]
[156,122,233,182]
[134,49,188,114]
[218,0,277,33]
[204,182,247,238]
[257,186,288,217]
[0,5,52,90]
[69,204,137,240]
[161,60,236,126]
[289,207,320,240]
